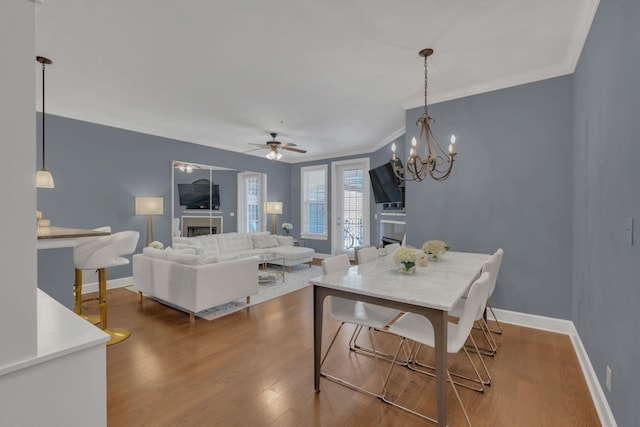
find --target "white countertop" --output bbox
[0,290,108,377]
[309,251,489,311]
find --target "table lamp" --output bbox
[135,197,164,246]
[265,201,283,235]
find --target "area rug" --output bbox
[129,265,322,321]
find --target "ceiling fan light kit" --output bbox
[247,132,307,161]
[391,48,457,182]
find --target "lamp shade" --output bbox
[265,201,283,215]
[36,169,55,188]
[135,197,164,215]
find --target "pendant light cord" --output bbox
[41,61,46,169]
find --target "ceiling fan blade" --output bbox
[243,147,266,153]
[281,146,306,153]
[283,142,297,147]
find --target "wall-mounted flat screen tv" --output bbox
[369,163,403,204]
[178,183,220,209]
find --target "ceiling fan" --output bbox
[246,132,307,160]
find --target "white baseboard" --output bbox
[568,324,618,427]
[81,276,132,294]
[488,308,617,427]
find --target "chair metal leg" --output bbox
[467,318,498,357]
[348,324,409,365]
[381,338,473,426]
[321,323,392,398]
[487,304,503,334]
[408,343,487,392]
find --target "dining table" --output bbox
[310,250,490,426]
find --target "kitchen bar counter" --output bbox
[37,226,109,250]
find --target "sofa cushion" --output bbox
[173,237,206,255]
[143,247,169,259]
[164,250,219,265]
[276,236,293,246]
[252,234,279,249]
[218,232,253,252]
[197,234,221,255]
[270,245,315,262]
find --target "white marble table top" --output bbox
[309,251,490,311]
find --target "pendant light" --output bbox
[36,56,54,188]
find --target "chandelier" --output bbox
[391,48,457,182]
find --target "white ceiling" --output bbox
[35,0,599,163]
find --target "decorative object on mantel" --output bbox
[148,240,164,250]
[36,210,42,230]
[391,48,457,182]
[265,201,283,235]
[36,56,55,188]
[282,222,293,235]
[391,246,419,274]
[135,196,164,246]
[422,240,450,261]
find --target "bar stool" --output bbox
[73,230,139,345]
[73,226,111,325]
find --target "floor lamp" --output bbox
[135,197,164,246]
[265,202,283,235]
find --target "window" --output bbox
[301,165,328,239]
[237,172,266,233]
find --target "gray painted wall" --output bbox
[404,75,574,320]
[572,0,640,425]
[36,114,291,298]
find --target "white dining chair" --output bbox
[356,246,379,265]
[381,272,492,426]
[320,254,400,397]
[485,248,504,334]
[453,248,504,356]
[384,243,400,255]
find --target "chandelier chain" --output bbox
[424,53,429,118]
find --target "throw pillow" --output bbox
[267,235,279,248]
[252,234,273,249]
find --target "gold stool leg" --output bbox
[74,269,83,315]
[74,269,100,325]
[97,268,131,346]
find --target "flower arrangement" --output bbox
[148,241,164,250]
[281,222,293,235]
[422,240,450,261]
[392,246,419,273]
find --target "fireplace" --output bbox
[380,220,406,247]
[181,216,223,237]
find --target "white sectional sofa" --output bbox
[173,231,315,270]
[133,247,259,322]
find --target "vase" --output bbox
[398,263,416,274]
[428,253,442,261]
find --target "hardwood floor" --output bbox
[102,283,600,426]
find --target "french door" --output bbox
[331,158,370,256]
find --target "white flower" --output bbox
[148,241,164,250]
[281,223,293,231]
[422,240,449,256]
[391,246,418,265]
